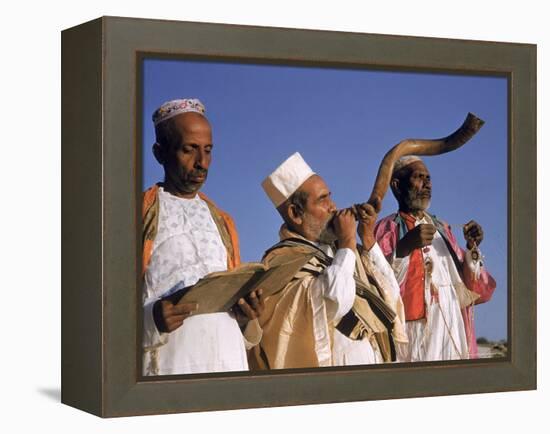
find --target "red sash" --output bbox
[400,212,426,320]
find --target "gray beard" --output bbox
[303,212,338,245]
[408,197,431,212]
[318,226,338,245]
[404,190,431,213]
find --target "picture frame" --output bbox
[61,16,536,417]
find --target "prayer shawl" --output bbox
[250,226,408,370]
[374,212,496,357]
[142,184,241,275]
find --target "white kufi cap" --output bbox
[152,98,206,126]
[262,152,316,207]
[392,155,423,175]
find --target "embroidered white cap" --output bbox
[152,98,206,126]
[262,152,316,207]
[392,155,423,175]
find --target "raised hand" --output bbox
[396,223,437,258]
[332,208,357,250]
[463,220,484,249]
[356,202,378,250]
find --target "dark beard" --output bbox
[167,167,208,195]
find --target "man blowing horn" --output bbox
[250,153,408,370]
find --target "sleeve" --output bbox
[360,242,409,361]
[391,253,410,286]
[374,217,398,260]
[242,319,263,350]
[142,276,170,350]
[362,243,401,300]
[310,247,357,323]
[374,218,410,286]
[143,297,168,350]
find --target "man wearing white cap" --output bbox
[141,98,263,375]
[374,156,496,361]
[252,153,408,369]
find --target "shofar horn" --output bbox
[359,112,485,213]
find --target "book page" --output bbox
[173,253,314,314]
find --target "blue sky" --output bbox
[141,58,508,341]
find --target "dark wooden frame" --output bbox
[61,16,536,417]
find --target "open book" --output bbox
[161,251,315,315]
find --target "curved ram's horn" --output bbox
[364,112,485,212]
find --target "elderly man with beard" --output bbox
[141,99,264,376]
[250,153,408,370]
[374,156,496,362]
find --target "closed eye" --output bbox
[181,144,214,153]
[317,192,332,204]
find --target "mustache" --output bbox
[413,189,431,198]
[188,168,208,177]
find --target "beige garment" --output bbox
[250,226,408,370]
[253,266,330,369]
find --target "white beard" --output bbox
[409,198,431,211]
[404,190,431,213]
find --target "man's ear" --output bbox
[152,142,165,165]
[287,204,303,226]
[390,178,400,196]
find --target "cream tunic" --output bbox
[142,187,260,375]
[256,227,408,369]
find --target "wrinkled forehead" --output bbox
[299,174,330,199]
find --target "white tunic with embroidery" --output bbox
[142,187,260,375]
[392,215,469,362]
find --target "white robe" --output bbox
[392,215,469,362]
[315,243,405,366]
[142,187,261,375]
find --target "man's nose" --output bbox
[328,200,337,213]
[195,150,210,170]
